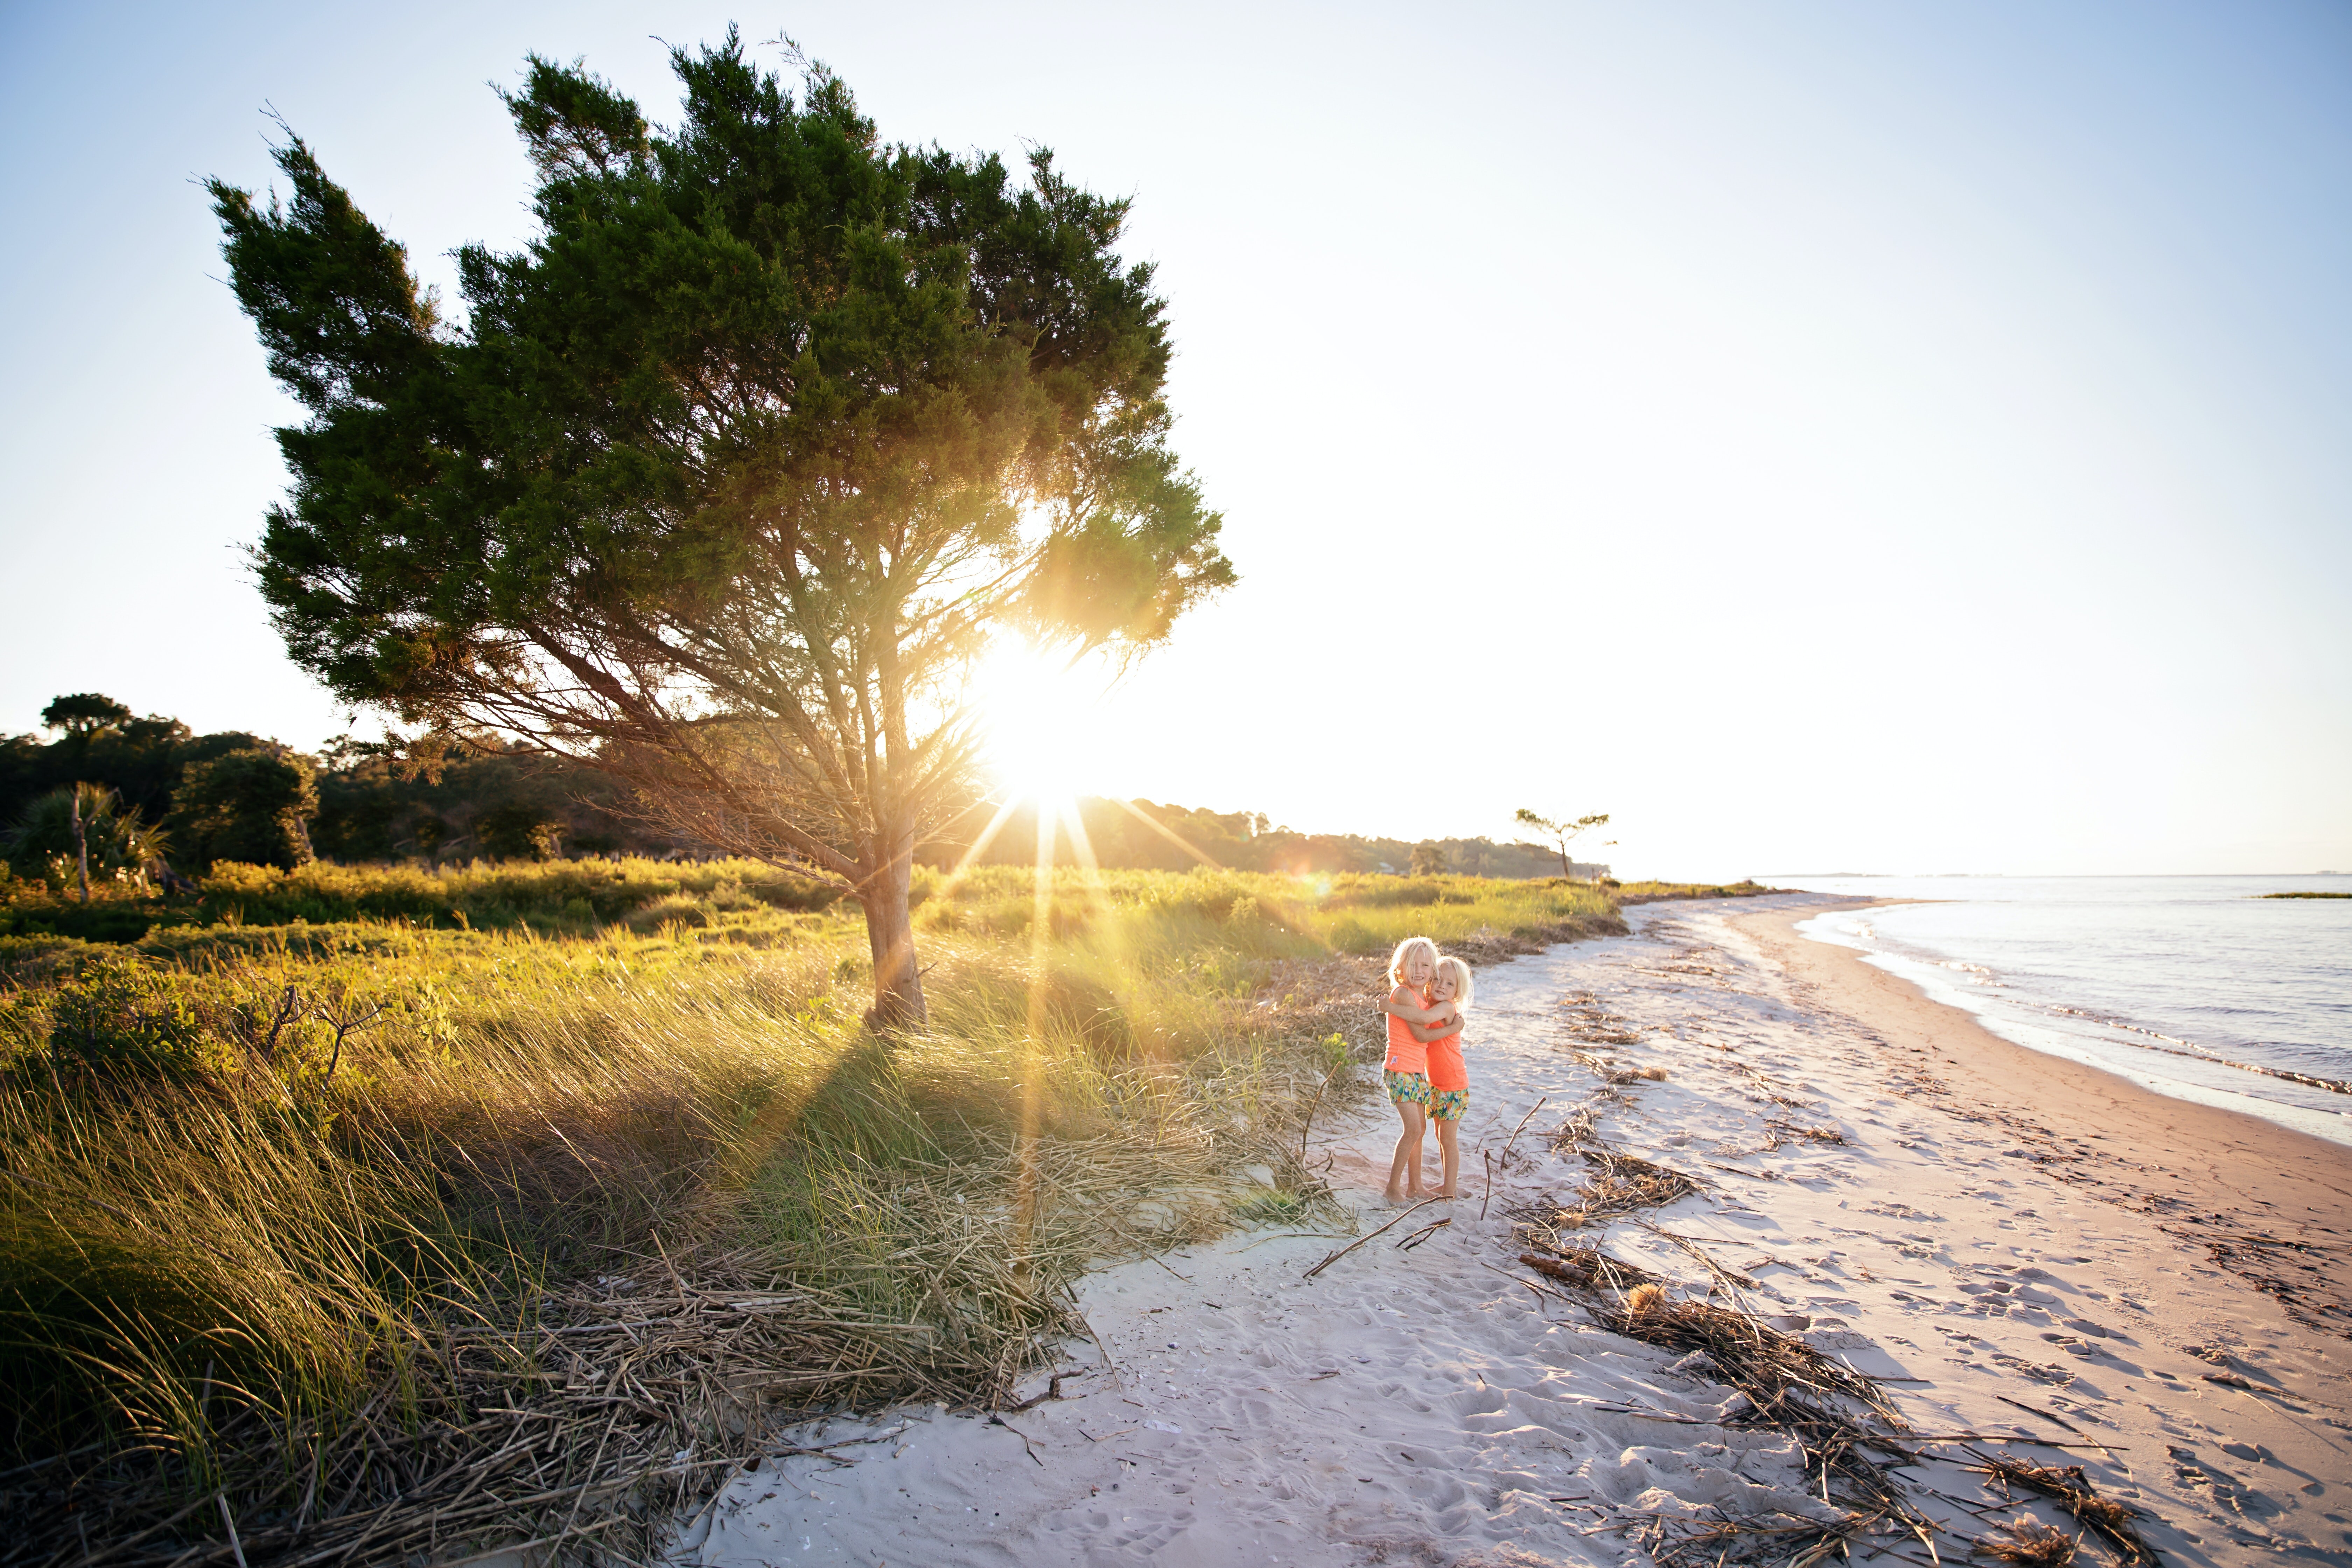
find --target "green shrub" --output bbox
[170,749,318,871]
[474,802,563,861]
[42,954,233,1083]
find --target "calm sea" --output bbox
[1768,875,2352,1148]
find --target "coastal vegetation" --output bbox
[0,858,1643,1561]
[207,31,1231,1028]
[0,24,1780,1558]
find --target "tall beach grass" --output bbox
[0,861,1643,1562]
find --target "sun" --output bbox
[973,641,1107,800]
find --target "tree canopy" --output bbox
[42,694,133,737]
[171,750,319,871]
[211,31,1232,1023]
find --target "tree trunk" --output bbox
[70,790,91,905]
[858,854,927,1030]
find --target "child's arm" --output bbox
[1383,986,1450,1024]
[1405,1014,1463,1044]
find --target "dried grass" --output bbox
[1968,1454,2157,1567]
[0,885,1368,1567]
[1516,1247,1658,1293]
[1524,1252,1932,1565]
[1643,1504,1903,1568]
[1977,1513,2080,1567]
[1764,1119,1846,1148]
[1549,1147,1703,1226]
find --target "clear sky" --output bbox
[3,1,2346,877]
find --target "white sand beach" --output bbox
[678,894,2350,1567]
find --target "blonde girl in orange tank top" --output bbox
[1381,937,1463,1202]
[1421,957,1474,1197]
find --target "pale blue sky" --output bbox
[2,1,2346,875]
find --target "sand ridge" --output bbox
[680,894,2349,1566]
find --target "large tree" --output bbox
[211,33,1231,1024]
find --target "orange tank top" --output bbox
[1385,988,1430,1076]
[1425,1022,1466,1092]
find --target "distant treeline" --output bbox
[0,694,676,883]
[921,797,1602,879]
[2,694,1593,882]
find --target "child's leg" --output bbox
[1386,1102,1428,1202]
[1433,1116,1461,1197]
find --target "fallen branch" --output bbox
[1306,1200,1438,1280]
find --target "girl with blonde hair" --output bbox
[1420,955,1474,1196]
[1381,936,1463,1202]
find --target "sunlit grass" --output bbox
[0,856,1647,1557]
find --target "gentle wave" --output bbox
[1778,875,2352,1147]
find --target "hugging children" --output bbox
[1382,936,1476,1203]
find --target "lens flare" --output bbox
[974,642,1104,799]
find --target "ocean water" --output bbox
[1769,875,2352,1147]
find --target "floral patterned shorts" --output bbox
[1384,1068,1433,1108]
[1431,1088,1468,1122]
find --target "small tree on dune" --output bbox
[209,33,1230,1026]
[1513,808,1610,881]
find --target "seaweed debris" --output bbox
[1967,1453,2158,1567]
[1553,1147,1703,1225]
[1517,1246,1658,1293]
[1533,1266,1934,1567]
[1977,1513,2081,1567]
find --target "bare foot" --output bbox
[1384,1184,1406,1204]
[1430,1186,1462,1199]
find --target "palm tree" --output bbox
[4,784,173,896]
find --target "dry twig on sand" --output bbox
[1304,1200,1439,1280]
[1965,1453,2158,1568]
[1518,1247,1659,1293]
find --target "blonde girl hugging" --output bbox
[1421,956,1474,1197]
[1382,937,1464,1203]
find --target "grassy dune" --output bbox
[0,861,1633,1561]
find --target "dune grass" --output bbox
[1614,878,1779,903]
[0,861,1636,1563]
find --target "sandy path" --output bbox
[681,895,2350,1567]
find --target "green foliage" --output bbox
[472,801,561,862]
[30,953,233,1083]
[312,746,666,862]
[41,693,132,735]
[0,855,848,943]
[926,794,1573,877]
[0,699,264,833]
[210,30,1234,1025]
[0,868,1387,1486]
[8,953,377,1099]
[170,748,319,870]
[4,783,169,883]
[1612,878,1778,902]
